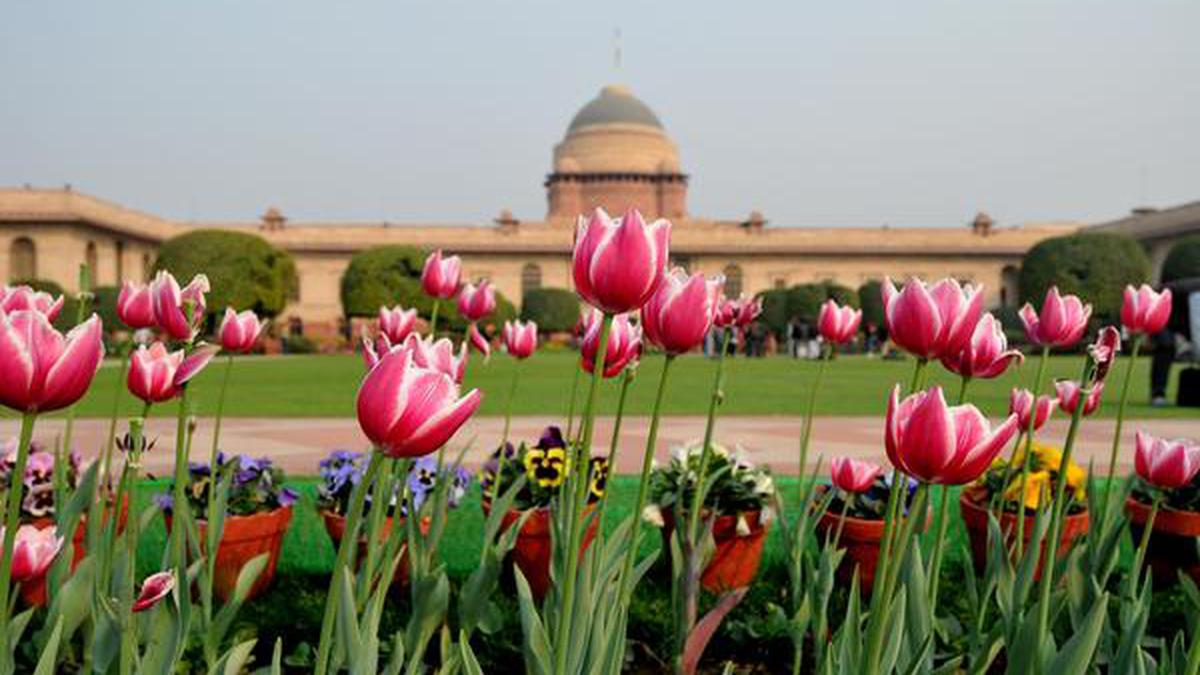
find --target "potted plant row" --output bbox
[1126,456,1200,587]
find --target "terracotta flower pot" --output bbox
[960,494,1089,579]
[490,504,598,600]
[812,489,931,595]
[20,494,130,607]
[660,509,769,593]
[321,510,430,589]
[1126,496,1200,588]
[167,506,293,602]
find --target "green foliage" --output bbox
[519,287,579,333]
[339,246,428,318]
[282,334,318,354]
[1161,234,1200,283]
[1018,232,1150,324]
[857,280,885,328]
[154,229,298,318]
[757,281,857,337]
[91,285,121,332]
[756,288,790,337]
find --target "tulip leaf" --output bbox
[458,631,485,675]
[514,567,553,675]
[44,553,95,648]
[139,586,183,675]
[682,587,747,675]
[1049,592,1108,675]
[209,638,257,675]
[32,616,63,675]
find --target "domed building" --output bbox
[546,85,687,220]
[0,83,1087,344]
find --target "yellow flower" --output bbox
[1004,470,1051,510]
[588,457,609,499]
[1031,442,1087,496]
[524,446,567,489]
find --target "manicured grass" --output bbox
[51,352,1192,419]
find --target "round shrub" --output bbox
[1019,232,1150,323]
[1161,235,1200,283]
[756,288,790,337]
[858,280,885,329]
[520,288,580,333]
[154,230,297,318]
[786,281,858,323]
[340,246,428,318]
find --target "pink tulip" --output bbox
[1055,380,1104,417]
[356,348,482,458]
[218,308,263,353]
[817,299,862,345]
[573,208,671,314]
[1121,285,1172,336]
[641,268,723,355]
[421,250,462,300]
[882,277,984,360]
[6,525,63,582]
[151,271,210,341]
[402,334,469,383]
[127,342,219,403]
[117,281,156,329]
[1134,431,1200,490]
[502,320,537,359]
[467,323,491,358]
[132,571,176,612]
[0,311,104,413]
[581,311,641,378]
[715,295,763,329]
[378,305,417,344]
[1019,286,1092,349]
[457,280,496,322]
[1089,326,1121,383]
[0,285,63,322]
[831,457,883,493]
[1009,389,1056,432]
[885,385,1019,485]
[941,313,1023,379]
[362,332,395,371]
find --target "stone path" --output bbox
[2,415,1197,477]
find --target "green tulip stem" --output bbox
[554,312,611,675]
[926,375,970,607]
[488,360,523,510]
[202,353,235,634]
[1131,493,1160,593]
[565,362,582,443]
[596,366,635,528]
[832,494,853,549]
[0,411,38,657]
[1014,345,1051,558]
[797,345,831,499]
[169,385,190,604]
[428,299,440,336]
[101,347,132,489]
[1106,335,1142,486]
[119,418,145,675]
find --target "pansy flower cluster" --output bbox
[648,443,776,519]
[157,452,298,517]
[0,439,83,519]
[316,449,471,518]
[480,426,609,510]
[966,442,1087,514]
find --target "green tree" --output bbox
[340,245,428,318]
[858,280,885,329]
[154,230,298,318]
[1018,232,1150,324]
[1161,234,1200,283]
[520,288,580,333]
[756,288,790,338]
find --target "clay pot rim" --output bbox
[1125,495,1200,536]
[960,492,1090,524]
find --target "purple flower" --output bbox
[278,487,298,508]
[536,426,566,451]
[154,493,174,512]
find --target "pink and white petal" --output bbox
[175,344,220,386]
[395,388,484,457]
[898,387,957,481]
[39,315,104,411]
[356,349,414,448]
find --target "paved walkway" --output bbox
[2,415,1197,477]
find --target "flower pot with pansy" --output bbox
[316,449,470,588]
[645,443,775,593]
[961,442,1090,577]
[479,426,608,600]
[159,453,297,602]
[1125,432,1200,588]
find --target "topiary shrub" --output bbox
[1019,232,1150,324]
[858,280,885,329]
[520,288,579,333]
[154,230,297,319]
[756,288,790,338]
[1161,235,1200,284]
[340,246,428,318]
[785,281,858,323]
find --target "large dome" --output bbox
[567,84,663,133]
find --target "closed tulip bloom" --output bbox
[420,250,462,300]
[641,268,723,355]
[117,281,156,329]
[467,323,491,357]
[378,305,417,344]
[1020,286,1092,349]
[127,342,219,403]
[218,308,264,353]
[1122,285,1173,336]
[502,320,537,359]
[581,311,641,378]
[1009,389,1056,431]
[882,277,983,360]
[457,280,496,322]
[573,208,671,314]
[831,457,884,493]
[132,571,176,612]
[715,295,763,329]
[0,311,104,413]
[1134,431,1200,490]
[151,271,210,341]
[941,312,1023,379]
[402,334,469,383]
[1055,380,1104,417]
[886,385,1019,485]
[817,299,862,345]
[0,285,64,322]
[6,525,63,582]
[1088,325,1121,383]
[356,348,483,458]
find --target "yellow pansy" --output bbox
[524,446,568,489]
[1004,470,1051,510]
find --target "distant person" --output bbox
[788,317,804,359]
[1150,328,1177,406]
[864,321,880,356]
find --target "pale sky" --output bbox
[2,2,1197,228]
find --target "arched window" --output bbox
[85,241,98,282]
[10,237,36,280]
[1000,265,1020,308]
[521,263,542,298]
[723,264,744,298]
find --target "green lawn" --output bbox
[49,351,1191,420]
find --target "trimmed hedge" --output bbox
[520,287,579,333]
[154,230,297,318]
[758,281,857,337]
[1019,232,1150,324]
[1161,235,1200,283]
[857,280,885,330]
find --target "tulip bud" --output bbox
[502,320,538,359]
[1054,380,1104,417]
[6,525,63,582]
[817,299,862,345]
[117,281,156,329]
[941,312,1023,379]
[1088,326,1121,383]
[1134,431,1200,490]
[1009,388,1055,432]
[572,208,671,314]
[1121,285,1172,336]
[401,334,469,383]
[580,311,641,378]
[127,342,219,404]
[467,323,491,358]
[218,308,264,353]
[831,457,883,493]
[132,571,176,612]
[641,268,723,355]
[1019,286,1092,349]
[715,295,763,330]
[420,250,462,300]
[457,280,496,322]
[0,311,105,413]
[378,305,417,344]
[0,285,64,322]
[151,271,209,342]
[882,277,983,360]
